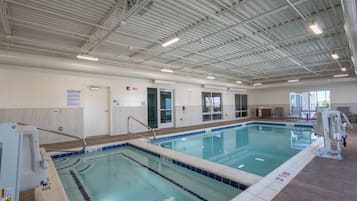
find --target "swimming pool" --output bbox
[53,143,241,201]
[153,123,316,176]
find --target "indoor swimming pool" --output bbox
[53,144,241,201]
[153,123,316,176]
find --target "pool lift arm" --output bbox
[313,109,352,160]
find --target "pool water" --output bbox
[53,145,240,201]
[154,124,315,176]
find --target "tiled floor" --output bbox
[273,123,357,201]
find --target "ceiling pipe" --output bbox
[341,0,357,75]
[0,49,249,89]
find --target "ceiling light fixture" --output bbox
[309,23,323,35]
[153,80,176,85]
[341,67,347,72]
[287,79,300,83]
[162,37,180,47]
[161,68,174,73]
[333,74,349,78]
[206,76,216,80]
[253,83,262,86]
[235,81,243,84]
[331,52,339,60]
[202,85,227,90]
[77,54,99,61]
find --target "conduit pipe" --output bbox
[341,0,357,75]
[0,49,248,89]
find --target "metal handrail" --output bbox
[18,122,87,153]
[127,116,156,140]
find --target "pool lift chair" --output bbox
[313,109,353,160]
[0,122,87,201]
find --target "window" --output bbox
[289,90,330,119]
[235,94,248,118]
[67,90,81,106]
[202,92,222,121]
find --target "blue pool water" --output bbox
[53,145,240,201]
[154,123,315,176]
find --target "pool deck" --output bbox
[21,119,357,201]
[273,123,357,201]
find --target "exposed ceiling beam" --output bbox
[79,0,122,51]
[137,0,309,63]
[84,0,154,54]
[0,0,12,39]
[127,0,249,58]
[166,3,342,65]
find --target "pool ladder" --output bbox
[18,122,87,153]
[127,115,157,141]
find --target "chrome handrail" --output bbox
[127,116,156,140]
[18,122,87,153]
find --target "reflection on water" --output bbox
[156,125,315,176]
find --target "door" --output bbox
[147,88,158,128]
[84,86,110,137]
[158,89,174,128]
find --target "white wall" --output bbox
[0,66,248,144]
[249,81,357,114]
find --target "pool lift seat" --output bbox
[0,123,49,201]
[313,109,353,160]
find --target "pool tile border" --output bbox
[151,121,313,144]
[127,143,248,191]
[51,142,247,191]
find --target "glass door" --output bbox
[158,89,174,128]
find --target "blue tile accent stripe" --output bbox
[120,153,208,201]
[211,124,242,132]
[127,143,161,158]
[69,170,91,201]
[152,130,206,143]
[126,144,247,191]
[246,122,287,126]
[171,159,247,191]
[294,124,313,128]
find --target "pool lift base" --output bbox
[313,109,352,160]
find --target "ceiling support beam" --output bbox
[84,0,153,54]
[0,0,12,41]
[139,0,309,63]
[79,0,123,51]
[166,3,342,66]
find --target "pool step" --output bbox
[57,158,81,171]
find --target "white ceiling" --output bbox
[0,0,353,85]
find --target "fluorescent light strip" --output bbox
[162,37,180,47]
[331,53,339,59]
[341,67,347,72]
[253,83,262,86]
[235,81,242,84]
[309,23,323,35]
[206,76,216,80]
[288,79,299,83]
[238,164,244,168]
[202,85,227,90]
[77,54,98,61]
[161,68,174,73]
[333,74,349,78]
